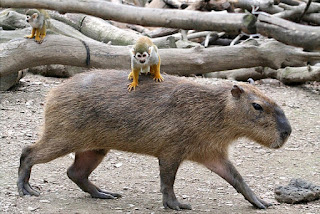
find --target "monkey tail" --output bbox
[298,0,312,22]
[81,40,91,66]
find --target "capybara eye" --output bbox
[252,103,263,111]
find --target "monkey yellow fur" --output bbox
[25,9,48,44]
[128,36,163,91]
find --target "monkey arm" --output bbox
[127,68,140,91]
[150,55,163,82]
[34,28,42,43]
[24,28,36,39]
[204,158,272,209]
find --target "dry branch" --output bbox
[230,0,283,14]
[0,0,247,34]
[1,35,320,78]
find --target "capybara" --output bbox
[17,69,291,210]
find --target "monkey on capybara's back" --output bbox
[17,69,291,211]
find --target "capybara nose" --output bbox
[280,130,290,141]
[280,124,292,141]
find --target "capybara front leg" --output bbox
[204,158,272,209]
[158,158,191,210]
[67,150,121,199]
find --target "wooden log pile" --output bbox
[0,0,319,90]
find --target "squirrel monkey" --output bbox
[25,9,48,44]
[128,36,163,91]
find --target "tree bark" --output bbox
[1,35,320,78]
[0,0,247,34]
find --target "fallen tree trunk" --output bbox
[205,66,320,84]
[257,13,320,51]
[0,0,248,34]
[1,35,320,78]
[263,66,320,84]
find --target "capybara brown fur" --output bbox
[17,69,291,210]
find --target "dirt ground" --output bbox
[0,72,319,214]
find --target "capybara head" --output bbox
[226,83,291,149]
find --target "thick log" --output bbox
[0,9,28,30]
[257,14,320,51]
[1,34,320,79]
[205,66,320,84]
[0,0,247,34]
[204,67,266,80]
[263,66,320,84]
[67,14,139,46]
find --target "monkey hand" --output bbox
[128,81,138,91]
[128,72,134,80]
[153,73,164,82]
[24,34,35,39]
[35,36,44,44]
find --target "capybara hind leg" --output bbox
[158,158,192,210]
[17,141,71,196]
[17,146,39,196]
[67,150,121,199]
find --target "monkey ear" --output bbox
[231,85,244,99]
[130,48,135,56]
[32,13,38,19]
[148,46,152,54]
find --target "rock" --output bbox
[275,178,320,204]
[0,70,26,91]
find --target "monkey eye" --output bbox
[136,53,141,58]
[142,53,147,57]
[252,103,263,111]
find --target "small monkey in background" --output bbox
[128,36,163,91]
[25,9,48,44]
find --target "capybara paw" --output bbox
[253,200,267,209]
[259,199,273,208]
[91,190,121,199]
[163,200,192,210]
[99,190,122,198]
[18,182,40,197]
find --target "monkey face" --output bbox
[134,51,150,64]
[25,12,41,28]
[26,13,38,23]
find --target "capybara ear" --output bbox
[231,85,244,99]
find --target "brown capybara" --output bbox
[17,69,291,210]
